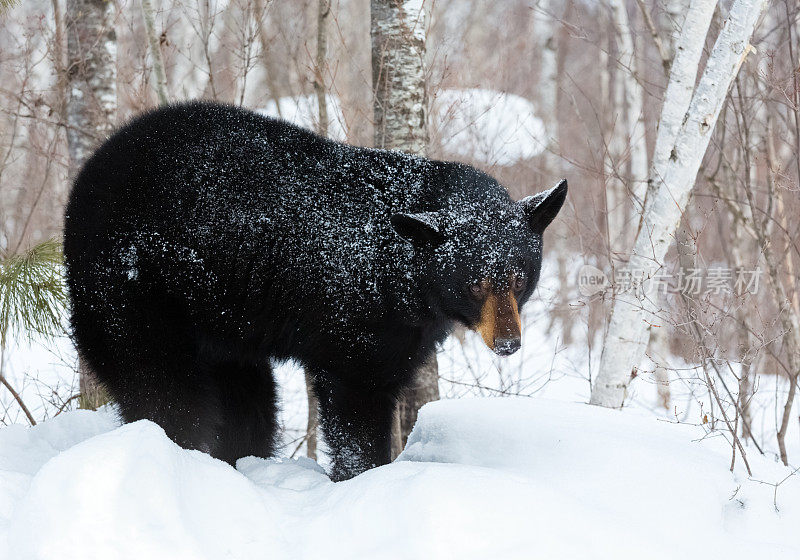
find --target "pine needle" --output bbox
[0,239,68,346]
[0,0,20,13]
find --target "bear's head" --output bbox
[391,169,567,356]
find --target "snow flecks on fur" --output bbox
[69,102,544,343]
[61,101,561,477]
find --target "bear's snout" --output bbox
[493,337,521,356]
[474,283,522,356]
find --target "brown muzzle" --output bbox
[472,282,522,356]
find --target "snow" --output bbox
[402,399,799,556]
[258,94,347,142]
[0,332,77,425]
[2,397,798,558]
[258,89,548,166]
[0,97,795,557]
[431,89,547,166]
[4,262,798,463]
[3,263,797,463]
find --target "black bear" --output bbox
[64,101,567,481]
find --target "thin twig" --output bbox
[0,373,36,425]
[54,393,81,416]
[634,0,671,76]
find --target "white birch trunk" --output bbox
[603,9,628,256]
[51,0,67,122]
[660,0,691,58]
[254,0,282,116]
[753,111,800,464]
[314,0,329,137]
[534,2,572,344]
[371,0,427,154]
[591,0,767,408]
[303,0,331,460]
[51,0,68,210]
[608,0,648,204]
[66,0,117,409]
[304,371,319,460]
[66,0,117,182]
[533,0,559,173]
[599,12,619,255]
[646,0,716,208]
[371,0,437,455]
[637,0,716,383]
[140,0,169,105]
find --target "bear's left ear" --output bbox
[391,212,445,247]
[519,179,568,234]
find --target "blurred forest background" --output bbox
[0,0,798,470]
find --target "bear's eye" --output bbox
[512,276,526,293]
[468,283,485,298]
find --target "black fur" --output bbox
[63,101,566,480]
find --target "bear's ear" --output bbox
[519,179,567,234]
[391,212,444,247]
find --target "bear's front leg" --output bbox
[312,374,397,481]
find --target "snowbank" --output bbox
[258,94,347,142]
[257,89,548,166]
[0,332,77,425]
[431,89,547,166]
[1,398,797,559]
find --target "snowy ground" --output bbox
[2,299,799,558]
[0,73,796,556]
[1,397,797,559]
[1,251,798,557]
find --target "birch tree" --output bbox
[66,0,116,182]
[254,0,282,115]
[645,0,716,209]
[533,0,559,175]
[371,0,427,153]
[607,0,648,205]
[728,72,800,464]
[660,0,691,59]
[533,1,572,344]
[314,0,329,138]
[51,0,67,125]
[66,0,117,409]
[591,0,767,409]
[641,0,716,408]
[140,0,169,105]
[370,0,436,454]
[303,0,331,461]
[604,0,648,259]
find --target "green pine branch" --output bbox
[0,0,20,14]
[0,238,68,346]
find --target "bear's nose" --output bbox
[493,338,521,356]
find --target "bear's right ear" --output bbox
[519,179,568,234]
[391,212,445,247]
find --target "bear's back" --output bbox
[64,102,433,332]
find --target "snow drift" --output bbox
[257,89,547,166]
[1,398,797,559]
[431,89,547,166]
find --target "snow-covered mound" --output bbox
[259,94,347,142]
[431,89,547,166]
[1,398,797,559]
[257,89,547,167]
